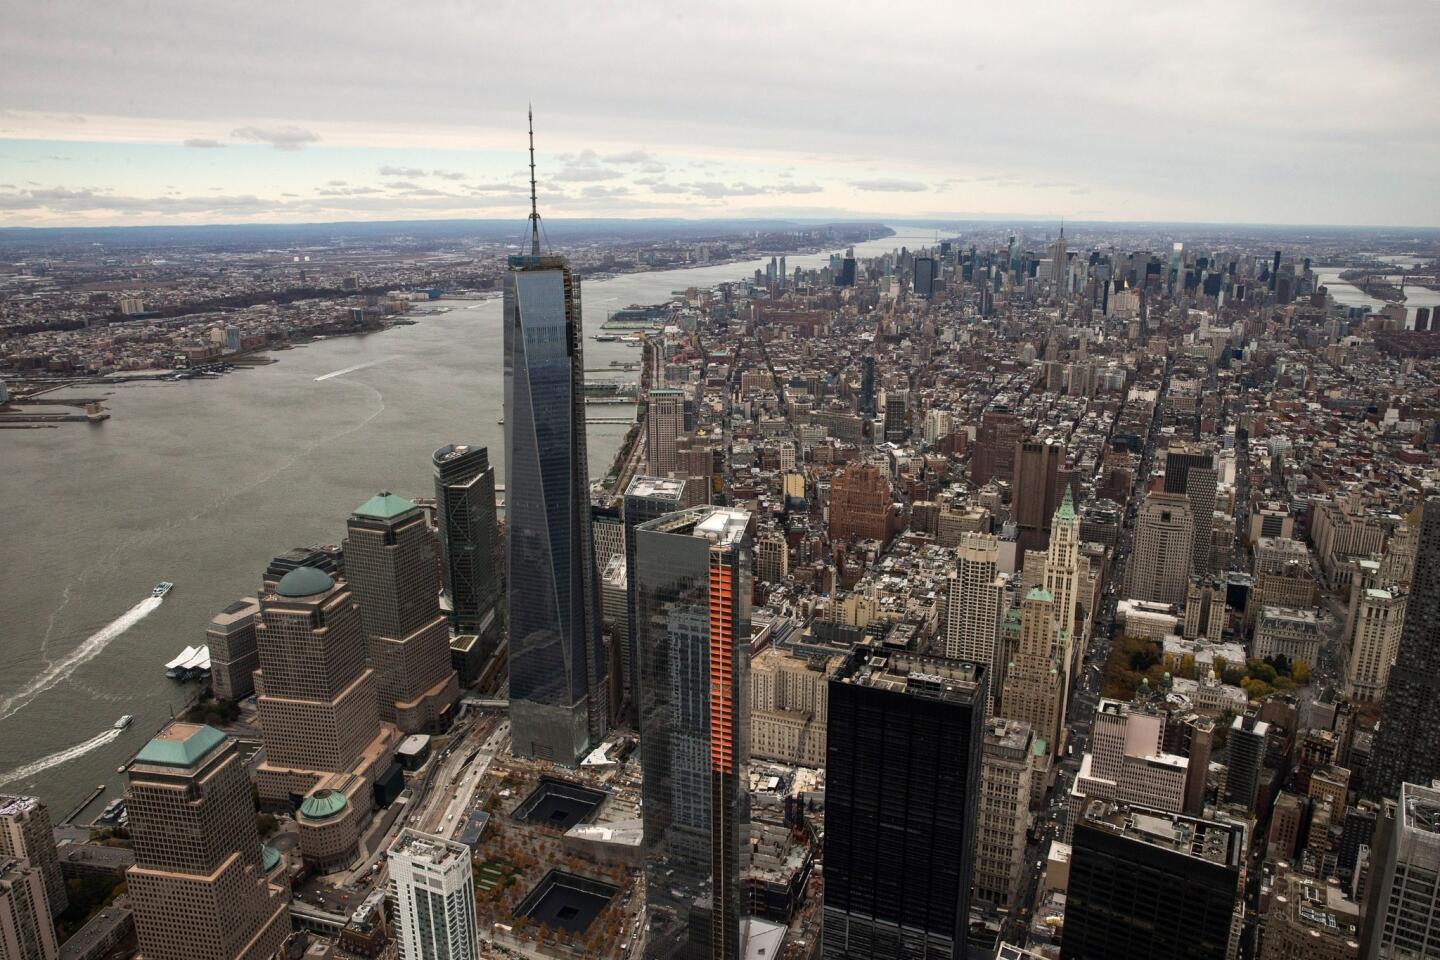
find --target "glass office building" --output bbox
[822,647,985,960]
[432,443,502,649]
[504,254,606,764]
[635,506,753,960]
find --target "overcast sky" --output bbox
[2,0,1437,228]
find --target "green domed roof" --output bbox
[260,844,281,871]
[275,566,334,598]
[299,789,348,821]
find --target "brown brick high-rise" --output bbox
[125,724,289,960]
[344,493,459,734]
[254,566,396,870]
[828,461,897,544]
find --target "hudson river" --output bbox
[0,226,932,814]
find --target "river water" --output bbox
[0,225,934,813]
[1314,265,1440,327]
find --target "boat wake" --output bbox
[0,595,163,722]
[314,359,386,381]
[0,727,123,786]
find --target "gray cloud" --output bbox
[381,180,420,190]
[183,138,225,148]
[0,186,271,214]
[231,125,320,150]
[432,169,467,180]
[553,150,623,182]
[379,164,426,177]
[317,185,381,196]
[642,180,824,199]
[3,1,1436,224]
[602,149,650,163]
[851,178,928,192]
[582,184,632,198]
[465,181,528,193]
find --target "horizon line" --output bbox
[3,214,1439,235]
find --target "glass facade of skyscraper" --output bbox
[504,255,606,764]
[635,506,753,960]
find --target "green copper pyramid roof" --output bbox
[1057,486,1077,522]
[353,491,418,520]
[135,724,226,768]
[261,844,281,871]
[1026,586,1054,603]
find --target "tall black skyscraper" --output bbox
[913,255,936,299]
[432,444,501,649]
[859,355,876,418]
[504,114,606,763]
[635,506,753,960]
[822,646,984,960]
[1063,801,1243,960]
[1369,497,1440,800]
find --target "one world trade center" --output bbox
[503,111,607,763]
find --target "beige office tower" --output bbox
[944,532,1005,709]
[1184,578,1227,642]
[1001,588,1066,758]
[748,646,840,767]
[1066,699,1189,842]
[1347,585,1406,703]
[0,858,57,960]
[0,796,65,917]
[125,724,289,960]
[344,493,460,734]
[975,719,1036,910]
[254,566,396,871]
[755,531,789,584]
[1043,489,1084,683]
[1164,443,1217,577]
[646,388,685,476]
[206,598,261,702]
[1381,504,1421,590]
[1128,491,1194,606]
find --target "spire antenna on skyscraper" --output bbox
[527,105,542,256]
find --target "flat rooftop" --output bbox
[625,475,686,501]
[1401,781,1440,838]
[0,795,40,818]
[835,646,982,705]
[639,505,752,546]
[1081,801,1243,869]
[392,828,469,868]
[694,507,751,545]
[209,597,258,629]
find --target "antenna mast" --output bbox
[528,105,541,255]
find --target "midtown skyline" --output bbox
[2,1,1437,228]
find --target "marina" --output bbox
[164,644,211,680]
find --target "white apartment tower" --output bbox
[389,830,478,960]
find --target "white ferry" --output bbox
[152,581,173,598]
[114,715,133,730]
